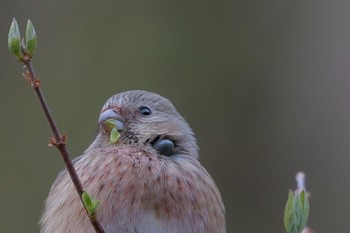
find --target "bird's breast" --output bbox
[47,145,225,232]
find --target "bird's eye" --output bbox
[138,106,152,116]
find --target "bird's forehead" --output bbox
[101,90,176,113]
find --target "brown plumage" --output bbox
[40,90,226,233]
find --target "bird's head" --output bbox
[97,90,199,158]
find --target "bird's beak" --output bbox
[98,109,125,131]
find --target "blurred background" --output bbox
[1,0,350,232]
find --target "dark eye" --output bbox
[138,106,152,116]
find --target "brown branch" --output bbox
[21,55,105,233]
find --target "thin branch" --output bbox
[22,55,105,233]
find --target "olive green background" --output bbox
[1,1,350,232]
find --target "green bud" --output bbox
[284,190,309,233]
[298,190,309,232]
[82,191,100,219]
[105,119,121,143]
[25,19,37,57]
[110,127,120,143]
[8,18,22,58]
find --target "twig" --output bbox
[21,52,105,233]
[8,18,105,232]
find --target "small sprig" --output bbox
[82,191,101,219]
[284,190,309,233]
[8,18,105,233]
[8,18,38,60]
[284,172,310,233]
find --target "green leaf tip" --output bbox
[105,119,120,144]
[299,190,310,231]
[284,190,310,233]
[82,191,100,219]
[25,19,37,57]
[8,17,22,58]
[110,127,120,143]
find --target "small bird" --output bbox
[40,90,226,233]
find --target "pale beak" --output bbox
[98,109,125,131]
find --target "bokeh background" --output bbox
[1,1,350,232]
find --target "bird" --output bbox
[40,90,226,233]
